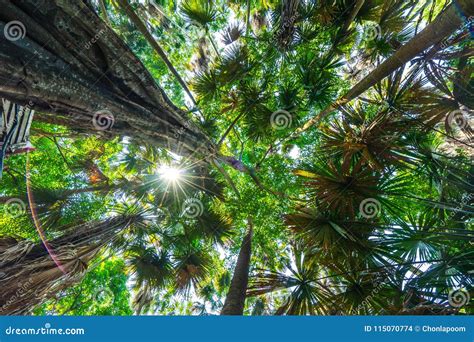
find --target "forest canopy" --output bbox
[0,0,473,316]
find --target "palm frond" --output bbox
[221,23,244,45]
[191,70,220,100]
[128,247,173,289]
[180,0,217,27]
[174,247,213,292]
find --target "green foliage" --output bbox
[1,0,472,316]
[34,259,132,315]
[180,0,217,27]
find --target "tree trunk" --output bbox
[115,0,198,108]
[296,0,474,133]
[99,0,110,24]
[0,215,136,314]
[329,0,365,54]
[0,0,212,158]
[221,218,253,315]
[0,0,270,185]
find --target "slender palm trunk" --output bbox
[329,0,365,54]
[221,218,253,315]
[99,0,110,24]
[296,0,474,133]
[0,0,212,158]
[245,0,251,35]
[0,215,136,314]
[115,0,198,108]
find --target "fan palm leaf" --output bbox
[180,0,217,28]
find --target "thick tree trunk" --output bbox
[0,0,273,186]
[0,0,212,158]
[296,0,474,133]
[221,218,253,315]
[0,215,135,315]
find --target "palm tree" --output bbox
[221,217,253,315]
[1,0,472,317]
[115,0,199,108]
[249,209,473,315]
[0,213,142,315]
[248,245,334,315]
[0,131,235,312]
[295,0,474,133]
[180,0,220,56]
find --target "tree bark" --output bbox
[221,217,253,315]
[0,0,284,190]
[0,0,212,158]
[296,0,474,133]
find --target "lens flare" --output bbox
[158,165,183,183]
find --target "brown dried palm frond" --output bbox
[173,247,213,293]
[190,38,212,72]
[132,283,155,315]
[293,162,381,219]
[251,10,268,33]
[0,215,140,314]
[320,106,412,170]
